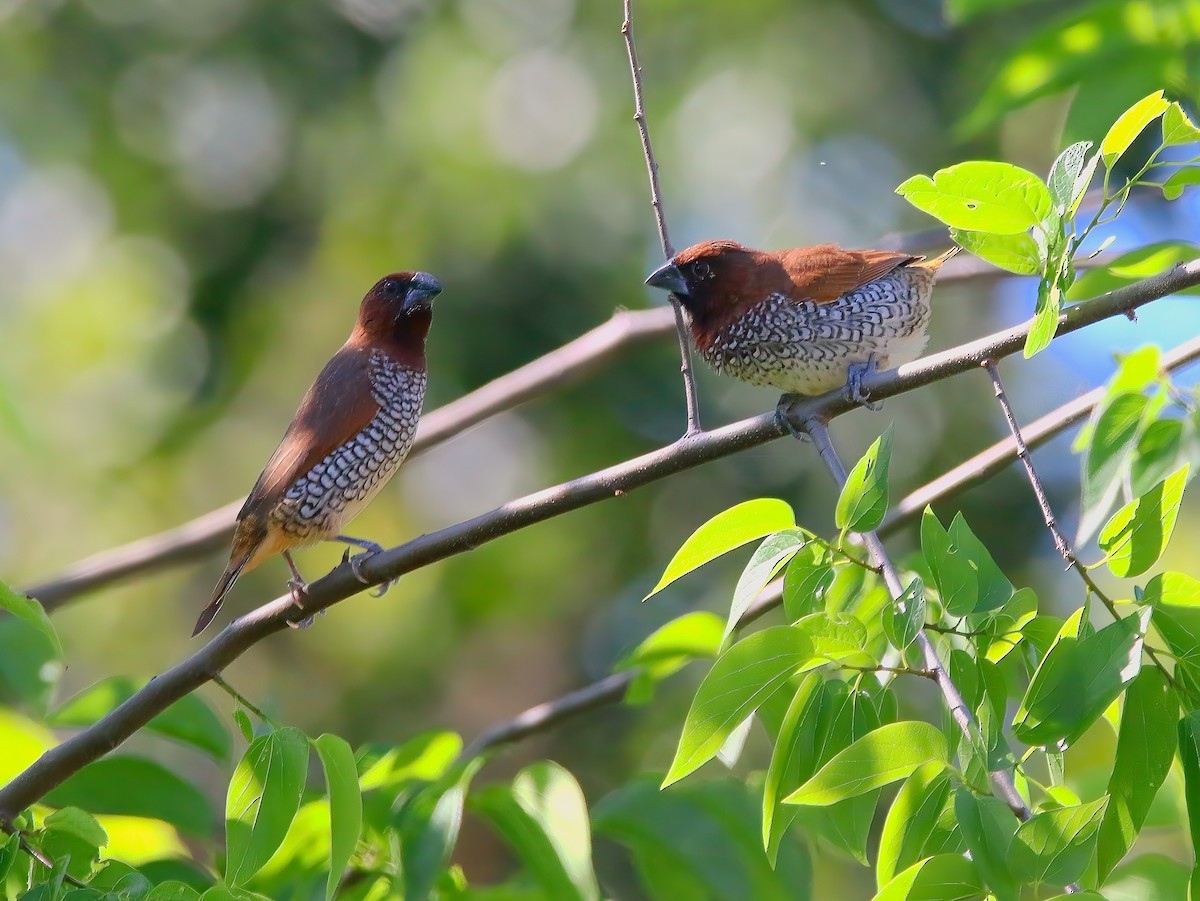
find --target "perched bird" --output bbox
[645,240,958,404]
[193,271,443,636]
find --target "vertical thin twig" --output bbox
[983,362,1175,685]
[803,417,1036,821]
[622,0,702,436]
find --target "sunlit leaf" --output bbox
[1068,242,1200,300]
[41,807,107,881]
[883,578,925,650]
[646,499,795,599]
[1163,166,1200,201]
[1101,90,1169,167]
[225,727,309,886]
[1008,798,1108,885]
[664,626,813,786]
[1096,667,1178,880]
[1048,140,1097,216]
[876,764,958,889]
[1131,418,1185,499]
[784,721,947,806]
[312,734,361,901]
[1025,275,1061,358]
[897,162,1055,234]
[1099,465,1189,577]
[1163,102,1200,145]
[870,854,984,901]
[921,509,1013,617]
[955,789,1020,901]
[1078,391,1150,543]
[761,674,824,862]
[616,611,724,704]
[0,578,62,659]
[723,529,807,642]
[782,543,835,621]
[949,229,1043,274]
[836,426,893,533]
[395,759,480,901]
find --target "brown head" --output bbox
[645,240,785,338]
[353,271,443,363]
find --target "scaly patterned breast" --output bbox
[272,352,426,541]
[700,268,936,396]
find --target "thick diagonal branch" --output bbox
[1,260,1198,823]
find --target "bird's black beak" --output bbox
[404,271,443,311]
[645,261,689,296]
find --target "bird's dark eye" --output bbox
[383,279,403,297]
[692,261,712,280]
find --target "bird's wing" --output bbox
[778,245,921,303]
[237,346,381,524]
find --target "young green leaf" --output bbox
[1100,90,1168,167]
[1025,275,1061,358]
[0,578,62,659]
[1068,242,1200,301]
[897,162,1055,234]
[41,807,108,881]
[616,611,723,704]
[784,721,948,806]
[1131,419,1185,499]
[1007,798,1108,886]
[312,734,362,901]
[146,884,203,901]
[883,578,925,651]
[664,626,814,786]
[1078,391,1150,543]
[1048,140,1096,216]
[836,426,893,533]
[473,762,600,901]
[954,788,1020,901]
[949,229,1042,274]
[395,759,480,901]
[1012,610,1146,746]
[646,499,794,599]
[1162,167,1200,201]
[225,727,309,887]
[876,764,956,889]
[921,509,1013,616]
[723,529,808,642]
[1099,464,1189,577]
[1163,102,1200,145]
[1096,667,1178,880]
[870,853,983,901]
[782,543,835,621]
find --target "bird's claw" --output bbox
[775,394,810,441]
[286,578,316,629]
[846,358,883,411]
[348,550,395,597]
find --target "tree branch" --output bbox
[22,253,1066,610]
[2,259,1198,823]
[622,0,702,435]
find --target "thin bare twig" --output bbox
[622,0,702,435]
[211,674,278,729]
[1,260,1198,824]
[983,361,1176,685]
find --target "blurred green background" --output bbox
[2,0,1199,894]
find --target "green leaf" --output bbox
[397,762,478,901]
[760,675,824,862]
[1163,102,1200,145]
[723,530,807,642]
[836,426,893,533]
[1012,609,1146,746]
[949,229,1043,275]
[41,807,107,881]
[1144,570,1200,608]
[1025,275,1062,358]
[225,726,309,886]
[233,709,254,744]
[1008,798,1108,886]
[955,788,1020,901]
[473,762,599,901]
[44,756,213,835]
[876,764,957,889]
[921,509,1013,617]
[1100,90,1168,167]
[1104,853,1190,901]
[781,543,835,621]
[146,884,203,901]
[616,611,723,704]
[1048,141,1097,216]
[896,162,1055,234]
[664,626,813,786]
[1131,418,1185,499]
[784,721,947,806]
[0,618,62,713]
[1178,712,1200,875]
[1162,167,1200,201]
[883,578,925,650]
[871,854,984,901]
[646,499,795,599]
[1096,667,1178,880]
[50,678,231,761]
[1069,241,1200,301]
[1099,464,1189,577]
[1079,391,1150,543]
[312,734,361,901]
[0,578,62,659]
[0,832,19,885]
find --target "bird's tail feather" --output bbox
[193,555,249,637]
[914,246,960,272]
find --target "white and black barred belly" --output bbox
[272,351,426,541]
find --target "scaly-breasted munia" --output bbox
[193,271,442,636]
[645,240,957,403]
